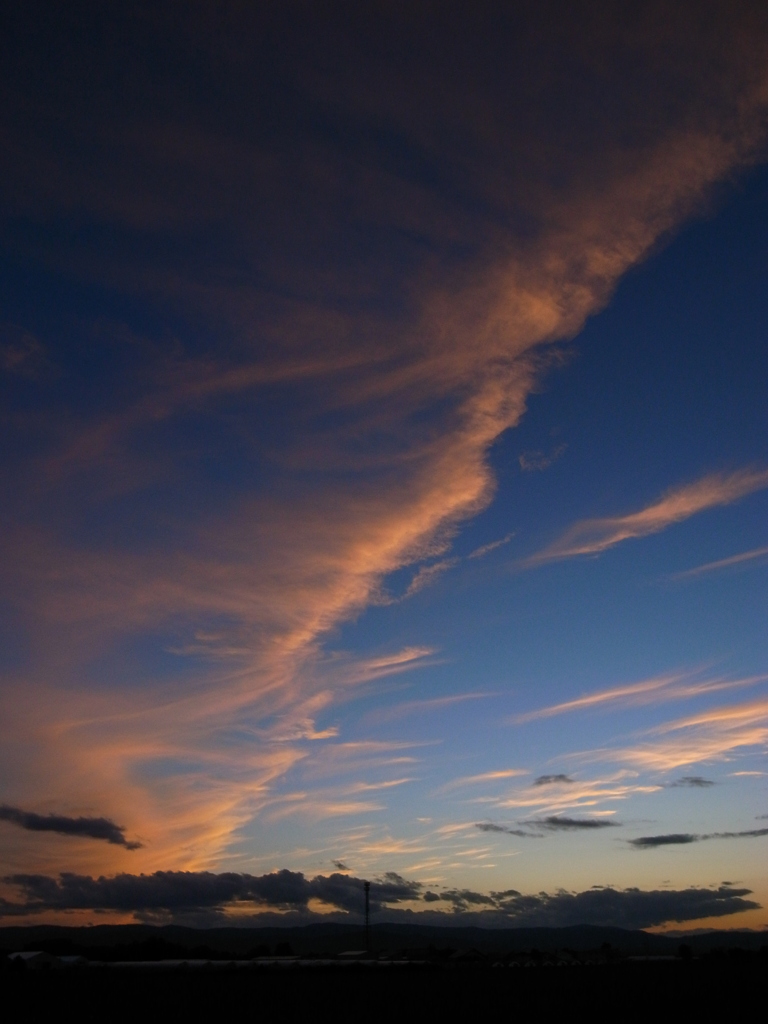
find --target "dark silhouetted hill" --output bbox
[1,921,766,960]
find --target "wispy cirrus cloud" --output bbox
[574,695,768,773]
[257,777,419,824]
[449,767,659,818]
[669,544,768,581]
[524,469,768,566]
[493,773,659,814]
[510,671,767,724]
[393,530,515,598]
[440,769,528,792]
[467,533,514,560]
[362,692,495,727]
[403,559,459,598]
[359,648,436,672]
[265,799,386,823]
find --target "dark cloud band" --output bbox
[476,816,618,836]
[476,823,534,837]
[630,833,698,847]
[0,870,757,930]
[0,805,141,849]
[631,828,768,848]
[0,869,418,918]
[668,776,715,788]
[426,884,758,928]
[531,816,618,831]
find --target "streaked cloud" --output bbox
[363,692,495,727]
[402,560,458,598]
[467,533,515,560]
[670,545,768,581]
[525,470,768,565]
[260,775,417,824]
[574,695,768,773]
[511,671,767,724]
[341,648,439,684]
[345,778,416,793]
[491,773,660,814]
[266,799,386,823]
[442,769,528,792]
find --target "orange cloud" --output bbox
[510,672,767,724]
[467,533,515,559]
[494,774,661,813]
[364,693,495,728]
[442,769,529,790]
[573,696,768,773]
[524,470,768,565]
[2,11,768,884]
[670,544,768,580]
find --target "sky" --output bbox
[1,1,767,933]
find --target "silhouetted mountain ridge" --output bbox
[2,922,766,959]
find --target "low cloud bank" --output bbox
[0,870,758,930]
[0,869,418,919]
[0,805,141,849]
[423,885,757,928]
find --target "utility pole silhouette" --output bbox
[364,880,370,951]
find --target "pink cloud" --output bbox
[525,470,768,565]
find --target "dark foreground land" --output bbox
[2,958,765,1023]
[2,924,766,1021]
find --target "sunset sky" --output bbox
[1,2,767,933]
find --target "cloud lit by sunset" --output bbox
[1,2,767,934]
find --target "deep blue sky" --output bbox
[1,2,767,932]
